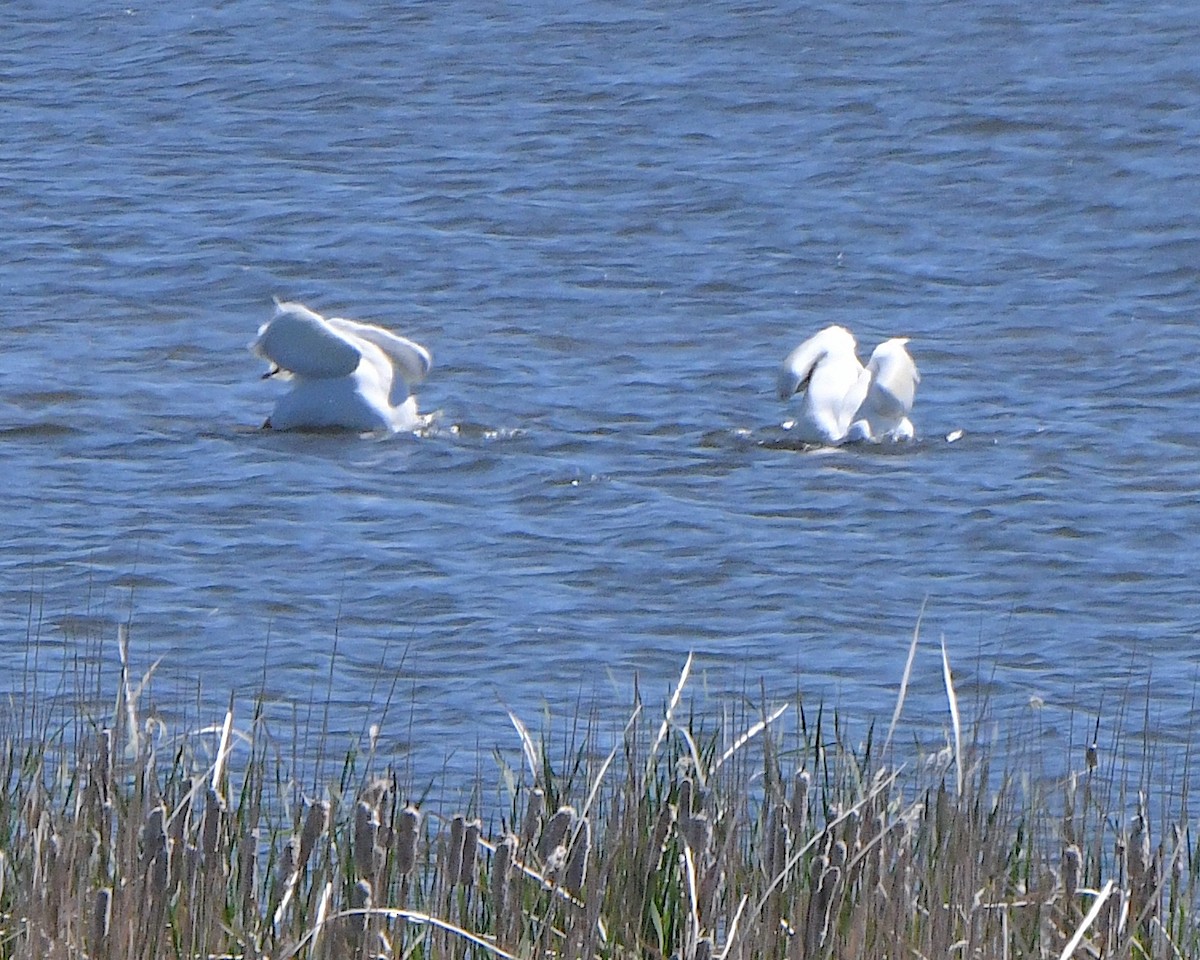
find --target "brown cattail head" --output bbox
[354,800,380,880]
[790,769,810,838]
[351,878,373,910]
[395,805,421,875]
[445,814,466,888]
[538,806,576,862]
[520,788,545,850]
[90,886,112,951]
[491,833,516,915]
[298,799,330,873]
[680,812,713,857]
[460,819,481,886]
[142,804,168,866]
[678,777,693,817]
[564,816,591,894]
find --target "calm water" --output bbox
[3,1,1199,793]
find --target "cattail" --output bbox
[149,841,171,905]
[279,835,299,885]
[681,812,713,857]
[343,877,374,953]
[354,800,380,880]
[363,779,393,848]
[1062,844,1081,907]
[520,788,545,851]
[678,777,693,817]
[444,814,466,888]
[91,885,112,946]
[142,803,170,903]
[351,877,373,910]
[564,816,590,894]
[841,809,861,853]
[142,804,168,867]
[697,855,722,920]
[298,799,330,873]
[538,805,575,862]
[803,855,830,958]
[764,806,786,880]
[491,833,516,920]
[460,818,481,886]
[395,805,421,875]
[789,770,810,839]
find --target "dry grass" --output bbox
[1,636,1197,960]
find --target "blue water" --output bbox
[3,1,1199,794]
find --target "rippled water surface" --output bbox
[3,1,1199,790]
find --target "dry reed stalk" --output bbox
[648,653,693,776]
[940,635,964,797]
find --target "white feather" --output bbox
[779,326,919,444]
[250,300,433,433]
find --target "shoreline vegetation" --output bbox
[1,629,1196,959]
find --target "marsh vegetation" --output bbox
[0,627,1194,959]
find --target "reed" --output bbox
[0,633,1197,959]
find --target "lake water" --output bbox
[3,0,1199,798]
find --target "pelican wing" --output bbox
[326,316,432,387]
[777,325,860,399]
[862,338,919,418]
[252,302,362,378]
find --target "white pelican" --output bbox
[777,325,919,444]
[251,300,432,432]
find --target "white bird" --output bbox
[251,300,432,432]
[777,325,919,444]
